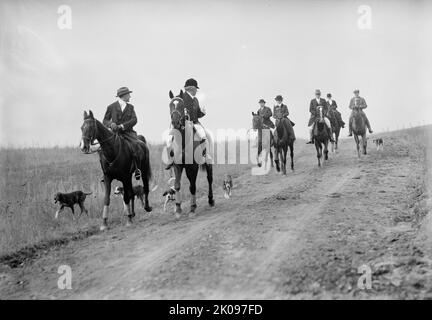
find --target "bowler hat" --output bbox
[116,87,132,97]
[259,99,266,104]
[327,93,332,98]
[184,78,199,89]
[275,95,283,101]
[315,89,321,95]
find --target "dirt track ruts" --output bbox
[1,133,431,299]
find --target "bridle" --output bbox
[81,118,123,169]
[170,97,187,130]
[82,118,115,147]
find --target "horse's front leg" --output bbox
[174,165,183,218]
[142,175,152,212]
[206,164,214,207]
[185,165,199,214]
[122,179,134,226]
[363,135,367,155]
[282,147,287,175]
[101,175,112,231]
[289,143,294,171]
[315,143,322,167]
[324,142,329,160]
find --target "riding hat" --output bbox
[275,95,283,101]
[315,89,321,95]
[116,87,132,97]
[184,78,199,89]
[327,93,332,98]
[353,89,360,93]
[259,99,266,104]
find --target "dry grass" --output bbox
[0,143,251,256]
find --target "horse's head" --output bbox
[251,112,263,130]
[169,90,186,130]
[80,110,97,153]
[316,106,325,123]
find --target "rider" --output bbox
[273,95,295,127]
[257,99,275,130]
[103,87,143,180]
[326,93,345,128]
[348,89,373,136]
[307,89,334,144]
[165,78,212,170]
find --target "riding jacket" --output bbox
[103,101,138,133]
[308,98,328,126]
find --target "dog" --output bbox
[162,186,176,212]
[114,185,146,212]
[222,175,233,199]
[54,191,92,219]
[372,138,384,151]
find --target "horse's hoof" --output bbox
[257,163,262,168]
[209,199,215,207]
[100,224,108,231]
[145,206,153,212]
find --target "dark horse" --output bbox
[327,107,341,153]
[313,106,330,167]
[273,118,295,175]
[168,91,214,217]
[251,112,274,170]
[80,110,152,230]
[351,106,367,158]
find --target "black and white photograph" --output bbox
[0,0,432,306]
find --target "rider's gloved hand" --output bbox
[110,123,118,131]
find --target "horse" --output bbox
[327,107,341,153]
[273,117,295,175]
[351,107,367,157]
[168,90,214,217]
[251,112,274,170]
[80,110,152,231]
[313,106,330,167]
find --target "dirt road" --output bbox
[1,129,431,299]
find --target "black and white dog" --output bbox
[162,187,176,212]
[114,185,146,209]
[222,175,233,199]
[372,138,384,151]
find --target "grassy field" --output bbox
[1,127,430,259]
[0,143,254,256]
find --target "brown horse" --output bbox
[352,107,367,157]
[168,91,214,217]
[327,107,341,153]
[273,118,295,175]
[80,111,152,230]
[313,106,330,167]
[251,112,274,170]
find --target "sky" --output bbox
[1,0,431,147]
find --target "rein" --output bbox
[82,119,121,168]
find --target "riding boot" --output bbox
[365,117,373,134]
[132,148,141,180]
[306,127,314,144]
[328,126,335,142]
[348,122,353,136]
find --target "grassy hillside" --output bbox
[0,143,256,256]
[0,126,430,258]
